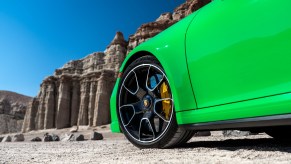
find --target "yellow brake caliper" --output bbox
[160,82,171,120]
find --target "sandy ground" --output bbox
[1,127,291,164]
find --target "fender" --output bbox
[110,12,199,132]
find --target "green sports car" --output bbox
[110,0,291,148]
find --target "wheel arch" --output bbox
[120,48,196,113]
[121,51,159,73]
[111,12,199,132]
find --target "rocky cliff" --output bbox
[22,32,127,132]
[0,91,32,134]
[22,0,211,132]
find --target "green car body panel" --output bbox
[110,0,291,132]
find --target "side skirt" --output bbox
[180,114,291,131]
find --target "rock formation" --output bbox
[22,0,211,132]
[0,91,32,134]
[22,32,127,132]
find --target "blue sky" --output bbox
[0,0,184,97]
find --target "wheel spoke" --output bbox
[149,117,157,135]
[153,98,173,122]
[123,70,148,100]
[139,112,156,140]
[119,101,143,126]
[135,87,147,100]
[145,112,157,135]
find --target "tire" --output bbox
[265,126,291,143]
[117,55,194,148]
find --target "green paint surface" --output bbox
[111,0,291,131]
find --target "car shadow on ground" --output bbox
[179,138,291,153]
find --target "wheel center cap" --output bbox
[142,95,152,109]
[143,99,150,108]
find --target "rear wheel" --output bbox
[117,56,194,148]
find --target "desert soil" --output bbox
[0,126,291,164]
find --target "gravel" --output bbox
[0,130,291,163]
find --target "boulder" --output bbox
[75,134,85,141]
[43,133,53,142]
[91,131,103,140]
[51,134,60,141]
[12,134,24,142]
[2,135,12,142]
[61,133,85,141]
[31,137,42,142]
